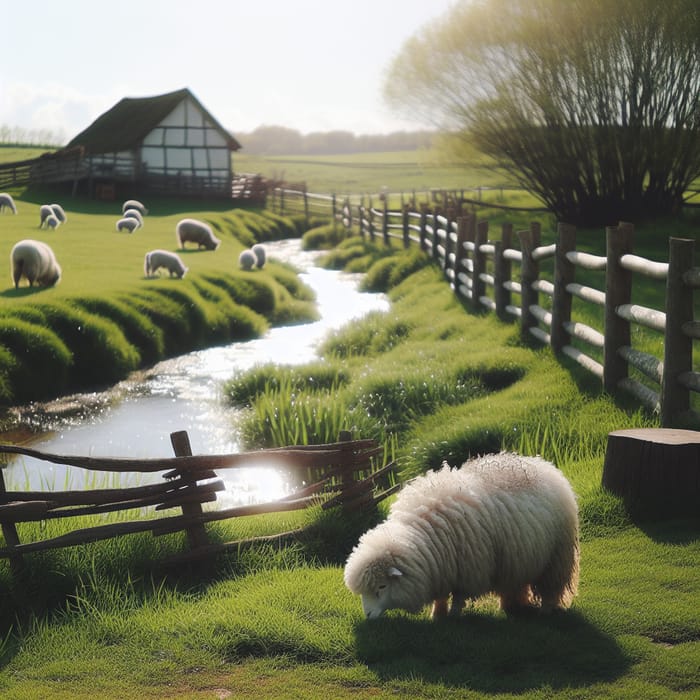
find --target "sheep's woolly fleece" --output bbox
[344,452,579,619]
[10,239,62,288]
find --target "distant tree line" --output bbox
[0,125,65,148]
[235,125,436,155]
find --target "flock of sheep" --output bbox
[0,192,266,289]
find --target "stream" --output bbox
[1,239,390,505]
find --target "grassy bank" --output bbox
[0,223,697,698]
[0,193,316,405]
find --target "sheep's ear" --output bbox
[387,566,403,578]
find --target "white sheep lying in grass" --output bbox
[11,239,62,288]
[122,199,148,216]
[50,203,67,223]
[176,218,220,250]
[123,208,144,228]
[344,452,579,620]
[144,249,188,279]
[116,217,140,233]
[251,243,266,268]
[238,249,256,270]
[0,193,17,214]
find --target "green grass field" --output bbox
[0,190,314,403]
[0,148,698,699]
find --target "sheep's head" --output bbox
[344,528,423,618]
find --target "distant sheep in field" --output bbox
[122,199,148,216]
[238,249,255,270]
[0,193,17,214]
[45,214,60,230]
[251,243,266,268]
[123,208,144,228]
[39,204,54,228]
[50,203,67,223]
[176,218,220,251]
[10,239,62,289]
[116,217,140,234]
[144,249,188,279]
[344,452,579,620]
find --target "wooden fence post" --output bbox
[279,188,285,216]
[419,205,429,252]
[368,198,375,241]
[472,220,488,311]
[443,213,453,274]
[0,467,24,577]
[331,193,337,233]
[303,186,309,227]
[382,197,389,245]
[432,208,441,262]
[517,222,541,340]
[402,204,410,248]
[170,430,211,551]
[494,222,513,320]
[551,223,577,353]
[604,222,634,394]
[661,237,695,426]
[453,216,469,289]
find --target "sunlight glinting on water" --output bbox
[5,240,390,505]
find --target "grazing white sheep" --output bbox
[238,249,256,270]
[116,217,140,233]
[144,249,188,279]
[122,199,148,216]
[123,208,144,227]
[11,239,62,288]
[39,204,54,228]
[176,218,220,251]
[251,243,266,268]
[49,203,67,223]
[45,214,60,230]
[0,193,17,214]
[344,452,579,620]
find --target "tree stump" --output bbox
[602,428,700,519]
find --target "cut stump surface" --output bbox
[602,428,700,519]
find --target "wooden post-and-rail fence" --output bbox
[273,187,699,429]
[0,431,398,576]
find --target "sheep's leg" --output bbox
[431,597,449,619]
[449,592,467,617]
[499,585,535,614]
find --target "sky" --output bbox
[1,0,458,144]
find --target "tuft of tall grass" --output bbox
[320,310,412,358]
[223,361,350,407]
[361,247,432,293]
[236,377,366,448]
[319,238,378,270]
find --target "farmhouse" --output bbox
[16,88,259,200]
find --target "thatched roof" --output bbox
[66,88,241,154]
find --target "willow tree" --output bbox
[385,0,700,226]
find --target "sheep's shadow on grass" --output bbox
[0,286,47,298]
[353,608,630,693]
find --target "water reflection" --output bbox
[2,239,389,504]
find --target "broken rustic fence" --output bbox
[0,430,398,576]
[273,187,699,429]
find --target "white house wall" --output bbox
[140,96,231,180]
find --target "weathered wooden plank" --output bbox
[0,476,193,507]
[0,439,379,475]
